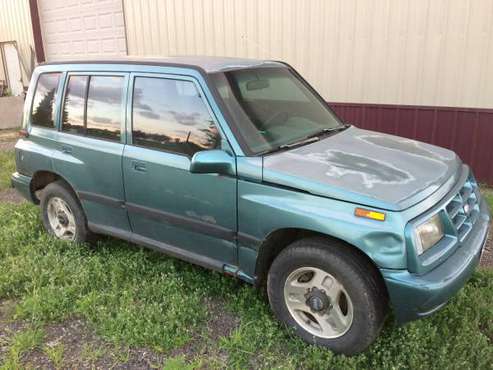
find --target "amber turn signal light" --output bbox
[354,208,386,221]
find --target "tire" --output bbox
[267,237,387,355]
[40,180,94,243]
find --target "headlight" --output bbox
[415,213,444,255]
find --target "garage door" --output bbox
[38,0,126,60]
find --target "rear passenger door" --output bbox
[122,73,237,266]
[52,72,131,232]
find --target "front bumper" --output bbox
[381,197,490,324]
[11,172,35,203]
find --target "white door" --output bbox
[38,0,127,60]
[3,43,23,96]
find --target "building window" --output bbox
[132,77,220,156]
[31,73,61,128]
[61,75,123,142]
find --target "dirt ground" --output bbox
[0,188,24,204]
[481,233,493,269]
[0,129,17,151]
[0,298,239,369]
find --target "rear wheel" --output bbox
[267,237,387,355]
[40,181,93,243]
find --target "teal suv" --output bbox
[11,57,490,354]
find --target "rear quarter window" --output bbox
[31,73,61,128]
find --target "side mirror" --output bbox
[189,150,235,176]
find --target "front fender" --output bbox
[238,180,407,274]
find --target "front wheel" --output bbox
[267,237,388,355]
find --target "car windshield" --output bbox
[210,67,343,155]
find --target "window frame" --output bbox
[59,71,129,144]
[29,72,63,130]
[128,72,228,159]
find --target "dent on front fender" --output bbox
[358,231,406,268]
[237,180,408,271]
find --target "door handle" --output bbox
[61,145,73,154]
[131,160,147,172]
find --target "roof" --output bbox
[42,55,285,73]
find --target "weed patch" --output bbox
[0,151,14,192]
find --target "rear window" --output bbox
[62,75,124,142]
[31,73,61,128]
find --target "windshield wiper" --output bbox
[306,124,350,139]
[258,136,320,156]
[259,124,350,156]
[279,136,320,149]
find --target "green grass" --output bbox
[0,202,492,369]
[80,343,106,364]
[1,327,45,370]
[0,151,15,191]
[44,342,64,370]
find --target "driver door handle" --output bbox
[131,160,147,172]
[61,145,73,154]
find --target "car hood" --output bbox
[262,126,462,211]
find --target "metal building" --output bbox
[1,0,493,183]
[0,0,35,93]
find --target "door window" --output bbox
[62,75,124,142]
[132,77,220,156]
[86,76,123,141]
[31,73,61,128]
[62,75,88,135]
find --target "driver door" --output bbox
[122,73,238,266]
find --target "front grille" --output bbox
[445,174,481,242]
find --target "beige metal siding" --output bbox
[123,0,493,109]
[0,0,35,85]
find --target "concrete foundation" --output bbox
[0,96,23,129]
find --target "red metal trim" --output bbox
[329,101,493,113]
[28,0,45,63]
[328,102,493,185]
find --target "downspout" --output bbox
[28,0,45,63]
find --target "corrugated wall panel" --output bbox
[0,0,35,85]
[123,0,493,109]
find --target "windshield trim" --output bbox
[207,62,345,157]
